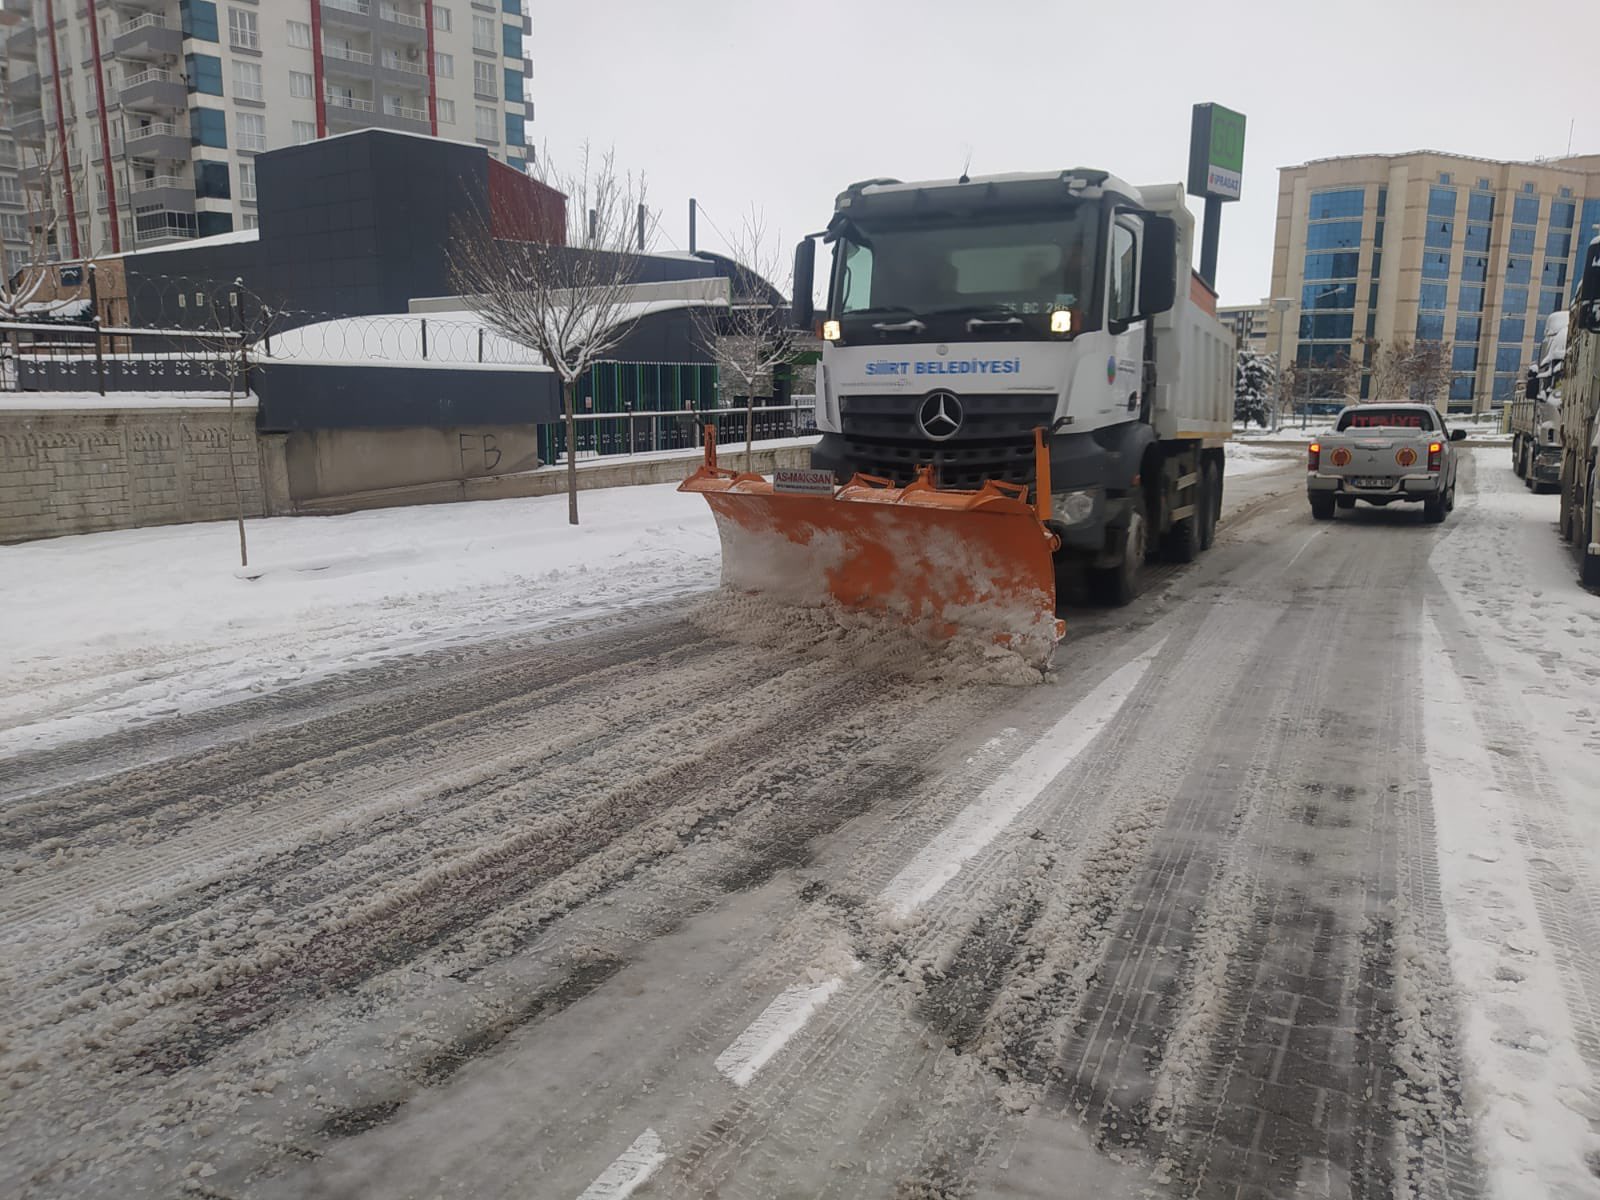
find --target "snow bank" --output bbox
[0,483,722,754]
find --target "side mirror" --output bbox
[1450,428,1468,442]
[1138,216,1178,319]
[1525,367,1540,400]
[792,239,816,331]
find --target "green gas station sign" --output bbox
[1188,103,1247,201]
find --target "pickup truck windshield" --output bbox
[1336,408,1437,431]
[833,210,1098,324]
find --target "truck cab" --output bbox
[790,169,1234,604]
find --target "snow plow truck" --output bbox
[681,168,1235,667]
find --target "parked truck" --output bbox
[681,167,1235,665]
[1510,310,1567,492]
[1559,235,1600,588]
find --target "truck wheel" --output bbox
[1087,493,1147,607]
[1584,468,1600,590]
[1424,495,1447,524]
[1310,495,1335,521]
[1199,460,1220,551]
[1163,489,1201,563]
[1514,441,1526,479]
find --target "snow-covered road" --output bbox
[5,450,1600,1199]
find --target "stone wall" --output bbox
[0,403,264,543]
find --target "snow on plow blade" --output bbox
[680,431,1065,668]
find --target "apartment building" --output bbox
[1218,299,1270,358]
[1267,150,1600,412]
[1,0,532,256]
[0,11,29,280]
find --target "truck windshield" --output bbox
[1336,408,1437,431]
[832,210,1098,325]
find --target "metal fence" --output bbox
[1,318,243,393]
[545,400,817,465]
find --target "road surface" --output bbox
[2,451,1591,1199]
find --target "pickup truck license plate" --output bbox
[1353,477,1391,489]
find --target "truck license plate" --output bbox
[1353,477,1391,488]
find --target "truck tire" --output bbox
[1199,460,1220,551]
[1424,494,1447,524]
[1584,467,1600,590]
[1514,440,1526,479]
[1087,492,1147,607]
[1310,495,1335,521]
[1163,489,1201,563]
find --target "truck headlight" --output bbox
[822,319,841,341]
[1050,309,1072,334]
[1054,489,1096,526]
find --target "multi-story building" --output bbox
[1,0,532,257]
[1218,299,1270,358]
[1,11,31,281]
[1267,150,1600,412]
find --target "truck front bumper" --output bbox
[1532,449,1562,485]
[1307,472,1443,499]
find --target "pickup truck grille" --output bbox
[838,393,1055,490]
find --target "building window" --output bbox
[1456,316,1481,342]
[1418,282,1447,311]
[180,0,219,42]
[198,211,234,238]
[0,213,26,240]
[1502,286,1529,313]
[1476,177,1491,191]
[1463,224,1490,253]
[1547,230,1572,260]
[1494,374,1516,403]
[434,52,454,78]
[192,107,227,148]
[1461,255,1488,283]
[1416,314,1445,342]
[474,60,498,98]
[1499,317,1525,344]
[1467,192,1494,222]
[1551,200,1575,229]
[287,20,312,49]
[1302,252,1359,281]
[0,177,19,204]
[505,112,525,148]
[243,213,259,230]
[1522,182,1535,194]
[1513,195,1540,225]
[475,105,498,141]
[1427,186,1457,218]
[1421,251,1451,280]
[1452,346,1478,372]
[473,14,496,51]
[1438,172,1452,185]
[434,4,452,30]
[504,68,523,104]
[237,112,266,152]
[1540,289,1564,315]
[292,120,316,144]
[1424,219,1454,249]
[239,161,256,201]
[1543,259,1568,289]
[1458,285,1484,313]
[228,7,258,50]
[289,70,314,99]
[1449,376,1474,403]
[1505,257,1532,285]
[1376,187,1387,218]
[194,160,230,199]
[1494,345,1522,373]
[503,0,520,13]
[1298,313,1353,340]
[187,53,224,96]
[1304,220,1361,251]
[502,22,520,57]
[1301,283,1355,310]
[437,98,456,124]
[1508,227,1535,255]
[233,59,263,101]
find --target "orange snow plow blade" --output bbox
[680,429,1065,668]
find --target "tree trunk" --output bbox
[745,387,755,473]
[565,376,580,525]
[225,352,249,567]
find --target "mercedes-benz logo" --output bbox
[917,390,963,441]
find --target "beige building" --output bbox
[1267,150,1600,411]
[1218,299,1270,358]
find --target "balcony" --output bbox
[124,120,187,160]
[378,4,428,38]
[130,175,196,214]
[323,43,375,74]
[10,72,41,107]
[113,14,182,61]
[133,213,196,246]
[321,0,372,23]
[120,67,186,112]
[5,24,36,59]
[382,99,429,123]
[379,48,428,78]
[326,92,377,114]
[13,111,46,146]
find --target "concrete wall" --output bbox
[0,403,264,542]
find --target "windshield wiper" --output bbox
[922,303,1022,317]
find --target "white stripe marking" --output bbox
[878,640,1163,918]
[714,970,853,1087]
[1285,527,1324,569]
[576,1128,666,1200]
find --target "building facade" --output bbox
[0,13,30,281]
[1218,299,1270,359]
[1,0,532,258]
[1268,151,1600,411]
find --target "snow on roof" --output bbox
[18,297,91,318]
[317,125,495,153]
[119,228,261,258]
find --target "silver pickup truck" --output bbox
[1307,404,1467,523]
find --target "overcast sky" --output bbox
[530,0,1595,308]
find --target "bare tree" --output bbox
[1364,337,1454,404]
[1406,339,1453,405]
[688,209,799,470]
[448,144,649,525]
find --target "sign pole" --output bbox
[1200,201,1222,293]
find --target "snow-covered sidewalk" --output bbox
[1,483,722,754]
